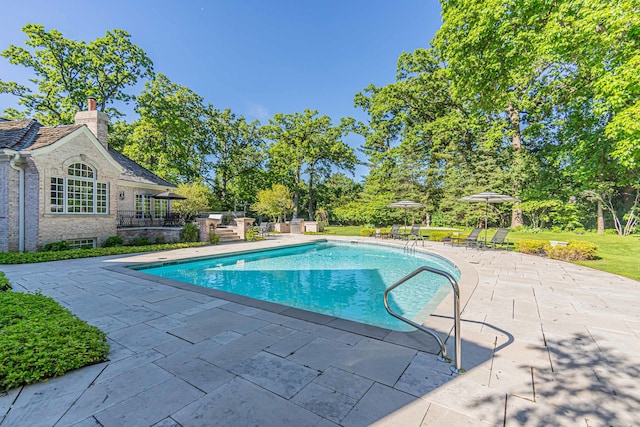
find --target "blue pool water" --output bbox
[137,242,460,331]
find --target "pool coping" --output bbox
[103,236,479,354]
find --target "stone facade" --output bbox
[1,102,177,252]
[0,160,11,252]
[31,129,121,249]
[117,227,182,244]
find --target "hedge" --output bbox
[0,242,208,264]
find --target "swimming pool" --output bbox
[137,241,460,331]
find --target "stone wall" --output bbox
[116,227,182,244]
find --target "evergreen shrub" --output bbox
[428,231,453,242]
[547,240,597,261]
[515,240,550,254]
[360,228,375,237]
[43,240,70,251]
[103,236,123,247]
[181,222,199,242]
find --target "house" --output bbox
[0,97,179,252]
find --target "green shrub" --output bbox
[208,232,221,244]
[103,236,123,248]
[154,236,166,244]
[0,291,110,391]
[547,240,598,261]
[43,240,70,252]
[245,227,258,242]
[428,231,454,242]
[129,237,151,246]
[360,228,375,237]
[0,272,11,292]
[182,222,199,242]
[515,239,551,254]
[0,242,207,264]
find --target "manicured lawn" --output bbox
[324,225,363,236]
[508,230,640,282]
[322,226,640,282]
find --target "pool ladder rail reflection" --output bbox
[383,266,464,374]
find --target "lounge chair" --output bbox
[380,224,402,239]
[408,224,426,245]
[485,228,511,250]
[454,227,483,248]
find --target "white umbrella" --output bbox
[387,200,424,228]
[458,191,520,245]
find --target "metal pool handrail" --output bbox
[383,266,463,373]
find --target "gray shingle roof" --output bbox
[108,148,177,188]
[1,119,176,188]
[0,119,41,150]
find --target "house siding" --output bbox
[32,131,121,249]
[0,161,12,252]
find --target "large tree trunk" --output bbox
[597,200,605,234]
[508,104,524,228]
[293,167,300,219]
[308,168,315,221]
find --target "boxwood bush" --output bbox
[0,289,109,391]
[515,239,551,254]
[428,231,454,242]
[360,228,376,237]
[547,240,598,261]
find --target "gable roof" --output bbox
[108,148,176,188]
[0,119,84,151]
[0,118,176,189]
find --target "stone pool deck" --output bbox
[1,235,639,426]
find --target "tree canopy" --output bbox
[1,24,153,125]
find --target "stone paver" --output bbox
[1,235,638,426]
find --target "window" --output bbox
[49,163,108,214]
[135,195,153,218]
[154,199,167,219]
[68,238,96,249]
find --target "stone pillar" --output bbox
[196,218,221,242]
[235,218,255,240]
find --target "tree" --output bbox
[110,74,209,183]
[205,108,265,208]
[1,24,153,125]
[171,181,216,219]
[264,109,357,220]
[253,184,294,223]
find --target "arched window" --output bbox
[50,163,108,214]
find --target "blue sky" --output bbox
[0,0,443,179]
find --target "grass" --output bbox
[509,230,640,281]
[0,273,110,391]
[322,226,640,282]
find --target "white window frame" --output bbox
[49,163,109,215]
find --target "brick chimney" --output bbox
[74,97,109,150]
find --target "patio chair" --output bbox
[456,227,483,248]
[408,224,426,245]
[380,224,401,239]
[485,228,511,250]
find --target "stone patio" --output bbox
[1,235,639,426]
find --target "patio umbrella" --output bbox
[153,191,187,215]
[458,191,520,245]
[152,191,187,200]
[387,200,424,228]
